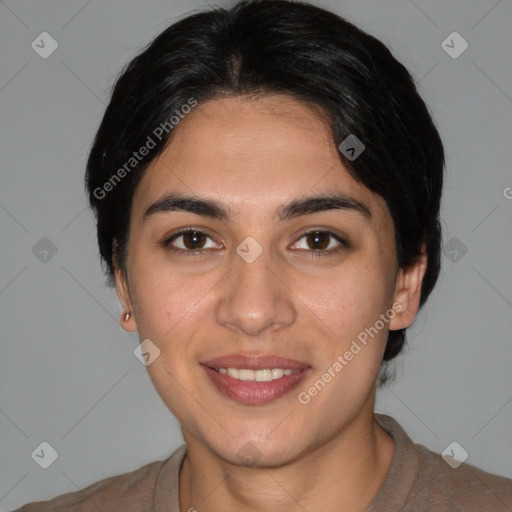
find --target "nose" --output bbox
[215,245,296,337]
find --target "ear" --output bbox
[389,242,428,331]
[115,265,138,333]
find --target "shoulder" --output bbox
[373,414,512,511]
[11,445,186,512]
[413,443,512,510]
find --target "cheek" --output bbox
[130,265,212,421]
[295,263,390,342]
[128,256,221,389]
[129,256,212,337]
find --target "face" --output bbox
[116,95,425,466]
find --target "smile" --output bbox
[213,367,299,381]
[201,365,312,405]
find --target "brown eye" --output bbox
[163,229,221,255]
[291,230,348,258]
[305,231,330,250]
[181,231,207,250]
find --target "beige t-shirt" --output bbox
[13,414,512,511]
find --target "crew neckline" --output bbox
[153,413,414,511]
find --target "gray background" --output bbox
[1,0,511,508]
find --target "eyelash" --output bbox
[162,228,348,259]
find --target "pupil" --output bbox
[184,231,205,249]
[308,232,328,250]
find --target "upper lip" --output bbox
[200,353,311,370]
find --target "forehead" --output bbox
[133,95,390,227]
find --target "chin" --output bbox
[198,426,307,469]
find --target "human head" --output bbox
[85,0,443,368]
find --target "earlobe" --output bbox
[389,243,428,331]
[114,267,138,332]
[120,309,137,332]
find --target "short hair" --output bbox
[85,0,444,362]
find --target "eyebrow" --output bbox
[143,191,372,223]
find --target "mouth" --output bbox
[211,367,300,381]
[200,354,312,405]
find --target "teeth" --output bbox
[272,368,284,379]
[227,368,239,379]
[254,369,273,381]
[215,367,299,381]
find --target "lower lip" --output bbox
[201,365,311,405]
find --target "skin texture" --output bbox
[115,95,427,511]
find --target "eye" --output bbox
[291,230,348,257]
[162,228,347,258]
[163,229,221,255]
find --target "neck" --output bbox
[179,404,394,512]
